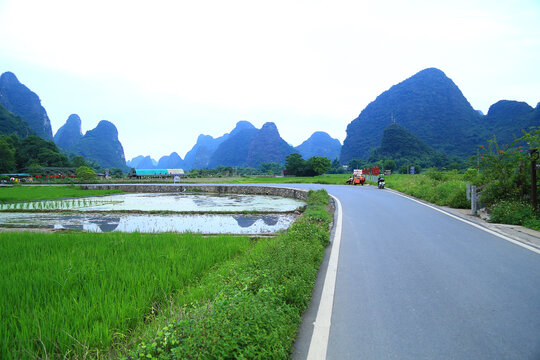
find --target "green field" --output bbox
[0,232,252,359]
[0,185,121,203]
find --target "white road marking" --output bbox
[307,194,343,360]
[389,189,540,255]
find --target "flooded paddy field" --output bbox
[0,192,304,212]
[0,212,298,234]
[0,192,305,234]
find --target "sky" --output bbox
[1,0,539,161]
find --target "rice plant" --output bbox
[0,232,251,359]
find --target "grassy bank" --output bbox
[0,185,121,203]
[0,232,252,359]
[129,189,331,359]
[382,172,470,208]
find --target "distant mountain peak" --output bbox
[414,67,446,78]
[66,113,81,125]
[54,113,83,149]
[230,120,256,136]
[0,71,19,84]
[196,133,214,142]
[340,67,480,162]
[69,120,127,170]
[90,120,119,138]
[0,71,54,140]
[296,131,341,160]
[260,122,278,132]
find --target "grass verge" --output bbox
[0,185,122,203]
[382,173,470,208]
[128,189,331,359]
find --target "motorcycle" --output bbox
[377,179,385,189]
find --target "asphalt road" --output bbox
[289,184,540,360]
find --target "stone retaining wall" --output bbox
[81,184,309,201]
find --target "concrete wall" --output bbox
[81,184,309,201]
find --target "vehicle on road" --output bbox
[346,169,365,185]
[377,176,385,189]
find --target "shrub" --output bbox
[76,166,97,179]
[489,200,538,227]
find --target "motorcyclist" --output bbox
[377,176,385,188]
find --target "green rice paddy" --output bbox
[0,232,251,359]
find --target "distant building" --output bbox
[129,169,185,178]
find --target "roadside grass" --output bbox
[382,173,470,209]
[226,174,350,185]
[129,189,331,359]
[489,200,540,231]
[0,232,252,359]
[0,185,121,203]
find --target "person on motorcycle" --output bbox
[377,176,385,188]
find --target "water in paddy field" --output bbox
[0,193,305,212]
[0,213,299,234]
[0,193,305,234]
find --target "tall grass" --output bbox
[384,172,470,208]
[0,232,251,359]
[0,186,121,203]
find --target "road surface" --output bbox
[289,184,540,360]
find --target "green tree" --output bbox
[328,158,346,174]
[347,158,365,171]
[76,166,97,180]
[15,136,70,169]
[383,159,396,172]
[109,168,124,178]
[477,135,532,206]
[307,156,331,176]
[259,162,284,175]
[285,153,307,176]
[398,164,409,174]
[71,156,88,168]
[0,137,16,172]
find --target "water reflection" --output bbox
[0,213,298,234]
[71,193,304,212]
[233,215,279,227]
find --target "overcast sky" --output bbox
[1,0,539,161]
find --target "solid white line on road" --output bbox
[307,195,343,360]
[389,189,540,255]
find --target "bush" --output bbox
[489,200,538,228]
[76,166,97,179]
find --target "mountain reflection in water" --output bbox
[0,213,297,234]
[233,215,279,228]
